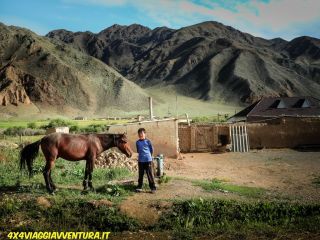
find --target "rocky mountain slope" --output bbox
[0,23,150,118]
[47,21,320,103]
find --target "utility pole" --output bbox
[175,95,178,118]
[149,97,154,120]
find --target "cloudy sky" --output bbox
[1,0,320,40]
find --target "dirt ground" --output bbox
[167,149,320,201]
[119,149,320,226]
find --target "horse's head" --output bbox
[114,134,133,158]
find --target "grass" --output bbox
[146,86,242,118]
[0,146,139,233]
[156,198,320,238]
[0,119,130,129]
[0,147,135,200]
[192,178,265,198]
[158,175,172,184]
[0,135,43,145]
[0,195,139,233]
[191,115,229,123]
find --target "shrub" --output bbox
[4,127,25,136]
[69,125,80,133]
[27,122,37,129]
[82,124,108,133]
[3,127,45,136]
[42,119,72,129]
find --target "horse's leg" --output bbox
[83,160,89,191]
[49,166,56,191]
[88,157,95,191]
[43,160,55,194]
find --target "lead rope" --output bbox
[113,134,117,147]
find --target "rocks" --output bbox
[0,140,19,149]
[36,196,51,208]
[0,66,31,106]
[96,149,138,171]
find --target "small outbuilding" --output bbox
[228,96,320,150]
[46,127,69,135]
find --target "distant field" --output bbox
[146,86,243,117]
[0,119,130,129]
[0,86,244,121]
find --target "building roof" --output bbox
[230,96,320,121]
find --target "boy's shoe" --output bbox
[135,188,143,193]
[151,189,156,194]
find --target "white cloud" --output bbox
[70,0,320,40]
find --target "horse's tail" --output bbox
[20,140,41,177]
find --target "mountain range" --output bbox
[0,23,149,119]
[0,21,319,118]
[47,21,320,103]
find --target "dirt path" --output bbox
[119,149,320,226]
[119,178,242,226]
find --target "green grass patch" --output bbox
[0,146,138,233]
[0,119,130,130]
[156,198,320,235]
[191,115,229,123]
[0,147,134,198]
[0,196,139,232]
[158,175,172,184]
[193,178,265,198]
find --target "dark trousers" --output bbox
[137,161,156,190]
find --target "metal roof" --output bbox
[232,96,320,119]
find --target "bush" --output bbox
[4,127,25,136]
[3,127,45,136]
[42,119,72,129]
[82,124,108,133]
[69,125,80,133]
[27,122,37,129]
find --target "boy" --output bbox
[135,128,156,193]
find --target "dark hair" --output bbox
[138,128,146,134]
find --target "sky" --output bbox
[0,0,320,40]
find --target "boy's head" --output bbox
[138,128,146,140]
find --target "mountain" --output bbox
[0,23,150,119]
[47,21,320,103]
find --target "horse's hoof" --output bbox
[81,190,89,195]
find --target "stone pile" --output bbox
[95,149,138,171]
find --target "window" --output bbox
[293,99,311,108]
[269,99,286,109]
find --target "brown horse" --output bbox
[20,133,133,194]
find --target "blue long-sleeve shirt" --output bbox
[136,139,153,162]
